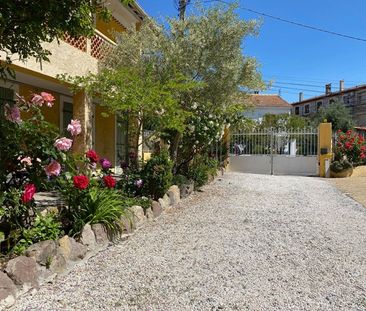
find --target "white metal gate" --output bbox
[229,128,318,176]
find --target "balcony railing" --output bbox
[62,30,116,60]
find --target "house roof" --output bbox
[292,84,366,106]
[249,94,291,108]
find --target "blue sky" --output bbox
[138,0,366,103]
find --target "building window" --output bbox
[295,107,300,115]
[0,87,15,116]
[304,105,310,114]
[317,101,322,110]
[62,101,73,135]
[116,115,128,167]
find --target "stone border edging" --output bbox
[2,170,224,309]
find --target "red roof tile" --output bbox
[249,94,291,108]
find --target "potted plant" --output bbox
[330,158,353,178]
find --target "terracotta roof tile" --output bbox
[248,94,291,108]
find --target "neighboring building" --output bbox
[0,1,147,169]
[244,94,291,122]
[292,81,366,126]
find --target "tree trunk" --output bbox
[170,131,182,174]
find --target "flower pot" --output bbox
[330,167,353,178]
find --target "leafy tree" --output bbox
[63,1,264,172]
[161,2,264,171]
[310,101,354,131]
[0,0,134,78]
[259,113,308,130]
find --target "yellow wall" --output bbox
[318,122,333,177]
[96,16,125,41]
[95,105,116,164]
[18,83,60,128]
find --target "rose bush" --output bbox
[334,129,366,166]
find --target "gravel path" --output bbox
[12,173,366,311]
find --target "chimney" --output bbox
[299,92,304,102]
[325,83,332,95]
[339,80,344,92]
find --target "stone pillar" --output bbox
[73,91,93,154]
[318,122,333,177]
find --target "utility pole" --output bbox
[178,0,189,20]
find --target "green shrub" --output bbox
[188,156,219,189]
[172,174,190,187]
[12,213,62,255]
[142,150,173,200]
[66,187,129,236]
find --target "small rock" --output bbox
[0,271,17,308]
[91,224,109,244]
[131,205,147,227]
[145,208,154,221]
[158,194,171,209]
[49,252,67,274]
[5,256,39,288]
[121,217,135,234]
[80,224,96,248]
[151,201,163,218]
[179,182,194,198]
[25,240,57,266]
[167,185,180,205]
[58,236,87,261]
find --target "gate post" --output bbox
[318,122,332,177]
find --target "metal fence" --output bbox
[230,128,318,156]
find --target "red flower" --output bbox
[345,142,353,150]
[21,184,36,204]
[103,175,116,188]
[339,135,345,140]
[73,175,89,190]
[361,153,366,159]
[346,130,352,136]
[361,145,366,152]
[86,150,99,163]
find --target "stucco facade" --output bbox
[0,0,147,168]
[292,82,366,126]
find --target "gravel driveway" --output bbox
[12,173,366,311]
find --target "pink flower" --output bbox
[54,137,73,151]
[134,179,143,188]
[4,104,21,123]
[67,119,82,136]
[44,160,61,177]
[100,158,112,170]
[20,156,32,166]
[41,92,55,107]
[31,94,44,106]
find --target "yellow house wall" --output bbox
[95,106,116,164]
[96,16,125,41]
[18,83,60,128]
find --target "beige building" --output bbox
[292,81,366,126]
[0,1,147,167]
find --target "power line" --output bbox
[201,0,366,43]
[270,85,323,93]
[265,81,325,88]
[263,74,364,85]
